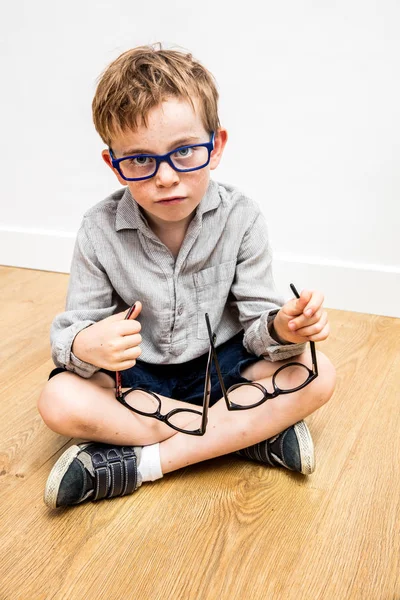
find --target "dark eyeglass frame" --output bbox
[114,283,318,436]
[109,132,215,182]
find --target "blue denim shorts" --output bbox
[48,331,261,407]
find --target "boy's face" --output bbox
[102,97,227,231]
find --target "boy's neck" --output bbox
[146,210,196,258]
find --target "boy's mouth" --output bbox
[157,196,186,205]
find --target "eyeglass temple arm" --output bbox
[211,333,232,406]
[115,303,137,398]
[289,283,318,377]
[205,313,232,408]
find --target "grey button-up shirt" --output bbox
[51,179,305,378]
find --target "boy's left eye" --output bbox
[173,147,193,158]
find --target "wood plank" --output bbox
[0,268,68,393]
[283,351,400,599]
[0,267,399,600]
[305,311,400,490]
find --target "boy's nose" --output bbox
[155,160,180,186]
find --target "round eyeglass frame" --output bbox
[114,284,319,436]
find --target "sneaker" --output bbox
[236,420,315,475]
[44,443,142,509]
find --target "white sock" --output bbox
[138,443,163,482]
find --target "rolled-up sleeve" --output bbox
[230,213,306,361]
[50,220,119,378]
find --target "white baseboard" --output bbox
[273,253,400,318]
[0,227,76,274]
[1,227,399,318]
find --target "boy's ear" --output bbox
[101,149,127,186]
[209,128,228,171]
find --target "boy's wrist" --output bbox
[71,326,92,363]
[269,311,290,345]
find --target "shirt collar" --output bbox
[115,179,221,232]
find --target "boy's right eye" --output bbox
[129,156,154,166]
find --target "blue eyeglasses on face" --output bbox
[109,132,215,182]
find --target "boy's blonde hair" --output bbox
[92,44,220,146]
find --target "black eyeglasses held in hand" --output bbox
[114,283,319,436]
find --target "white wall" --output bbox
[1,0,399,316]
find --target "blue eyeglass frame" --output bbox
[109,132,215,182]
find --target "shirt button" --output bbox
[178,305,183,315]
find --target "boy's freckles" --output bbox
[117,97,206,154]
[129,163,209,223]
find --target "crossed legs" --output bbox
[38,350,336,475]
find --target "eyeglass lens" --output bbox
[222,362,313,409]
[121,388,203,434]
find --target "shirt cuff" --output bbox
[243,309,306,362]
[52,321,100,378]
[264,310,306,360]
[69,349,100,378]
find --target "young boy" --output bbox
[38,44,336,509]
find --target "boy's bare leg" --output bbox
[38,371,201,446]
[38,350,336,472]
[160,350,335,473]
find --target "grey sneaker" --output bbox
[44,443,142,509]
[236,420,315,475]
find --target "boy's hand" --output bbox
[72,302,143,371]
[272,290,330,344]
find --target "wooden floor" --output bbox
[0,265,399,600]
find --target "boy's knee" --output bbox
[37,373,84,435]
[313,350,336,406]
[282,349,336,409]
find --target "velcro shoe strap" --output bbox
[91,446,138,501]
[91,449,110,500]
[121,448,137,496]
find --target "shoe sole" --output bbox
[293,421,315,475]
[44,443,91,509]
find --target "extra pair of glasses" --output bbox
[115,284,318,435]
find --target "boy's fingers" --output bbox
[126,301,142,320]
[121,302,142,334]
[284,290,313,316]
[121,345,142,361]
[303,291,324,317]
[109,302,143,321]
[288,309,322,330]
[298,290,313,313]
[120,333,142,349]
[309,321,330,342]
[291,311,328,336]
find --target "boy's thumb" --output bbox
[111,301,142,321]
[125,301,142,320]
[284,290,312,316]
[295,290,312,312]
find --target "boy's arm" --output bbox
[229,212,306,361]
[51,221,121,378]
